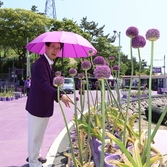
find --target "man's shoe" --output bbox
[38,157,47,163]
[26,157,47,164]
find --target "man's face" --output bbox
[45,42,61,61]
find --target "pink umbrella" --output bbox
[25,31,97,58]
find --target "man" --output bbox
[26,42,71,167]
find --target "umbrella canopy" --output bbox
[25,31,97,58]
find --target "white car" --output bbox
[61,78,74,94]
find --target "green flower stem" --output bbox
[84,70,91,162]
[94,88,99,127]
[79,80,84,121]
[104,80,125,137]
[114,71,121,105]
[60,89,86,120]
[99,79,105,167]
[146,41,154,166]
[57,87,77,167]
[72,76,83,165]
[105,82,125,120]
[123,38,134,145]
[137,48,142,141]
[95,88,99,108]
[89,88,96,107]
[90,54,95,69]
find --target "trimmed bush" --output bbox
[145,105,167,125]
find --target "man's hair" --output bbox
[45,42,64,49]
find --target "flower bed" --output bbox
[53,26,167,167]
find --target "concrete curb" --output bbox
[43,119,73,167]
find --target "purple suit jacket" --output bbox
[26,55,59,117]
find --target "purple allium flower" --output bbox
[53,76,64,87]
[109,56,115,62]
[132,35,146,48]
[145,28,160,41]
[77,83,83,89]
[126,26,139,38]
[113,65,120,71]
[79,90,85,95]
[78,73,84,79]
[93,56,106,66]
[69,68,77,76]
[55,71,61,76]
[76,97,79,101]
[88,49,95,56]
[82,80,87,85]
[113,30,117,33]
[81,60,91,70]
[94,81,99,88]
[94,65,111,79]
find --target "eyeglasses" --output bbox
[49,45,61,51]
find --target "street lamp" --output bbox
[113,31,121,88]
[26,38,31,77]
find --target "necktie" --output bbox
[50,65,54,78]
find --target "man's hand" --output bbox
[60,94,73,107]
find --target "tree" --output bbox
[80,16,109,40]
[31,5,45,15]
[0,1,3,8]
[31,5,38,12]
[0,8,51,68]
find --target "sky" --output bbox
[3,0,167,71]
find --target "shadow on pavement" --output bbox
[53,131,69,167]
[8,163,29,167]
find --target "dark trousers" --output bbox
[26,88,30,96]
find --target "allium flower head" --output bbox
[76,97,79,101]
[81,60,91,70]
[94,65,111,79]
[79,90,85,95]
[69,68,77,76]
[93,56,106,66]
[55,71,61,76]
[132,35,146,48]
[82,80,87,84]
[109,56,115,62]
[145,28,160,41]
[94,81,99,88]
[113,65,120,71]
[126,26,139,38]
[53,76,64,87]
[88,49,95,56]
[78,73,84,79]
[77,83,84,89]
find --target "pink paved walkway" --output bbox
[0,93,77,167]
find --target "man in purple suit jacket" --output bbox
[26,42,71,167]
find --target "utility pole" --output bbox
[44,0,57,19]
[163,55,166,91]
[117,32,121,88]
